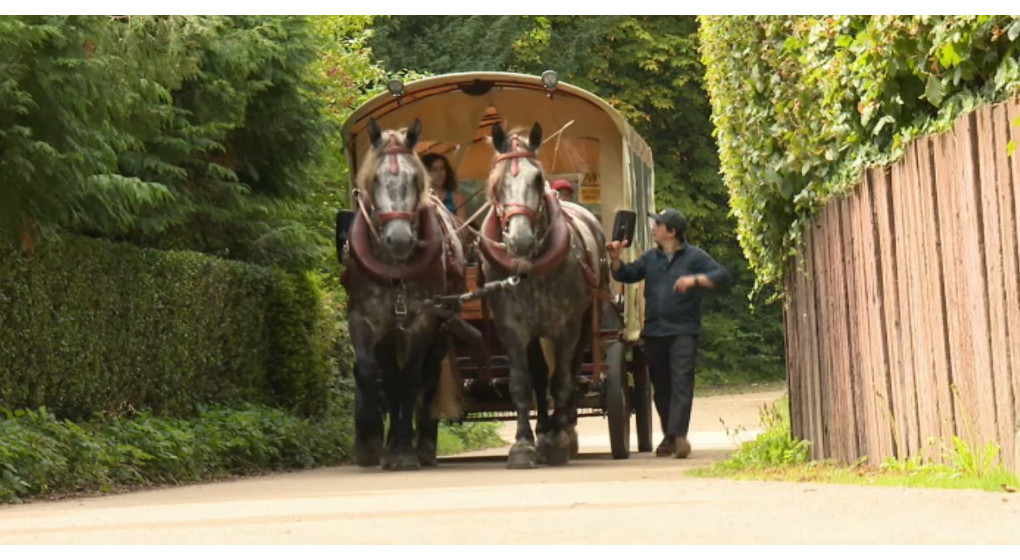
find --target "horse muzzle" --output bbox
[505,216,536,258]
[381,220,417,260]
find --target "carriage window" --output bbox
[629,147,653,251]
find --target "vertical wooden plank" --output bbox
[998,100,1020,471]
[917,136,958,451]
[843,189,871,460]
[788,251,809,448]
[956,112,999,450]
[819,204,850,460]
[934,126,969,442]
[784,264,804,442]
[872,167,907,458]
[977,105,1015,467]
[891,154,923,457]
[809,219,833,459]
[861,170,897,460]
[849,174,887,463]
[847,176,871,460]
[814,206,835,459]
[904,140,943,458]
[833,199,860,461]
[803,228,827,459]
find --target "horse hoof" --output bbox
[567,427,579,458]
[356,454,380,468]
[545,432,572,466]
[418,446,438,467]
[536,433,554,465]
[386,450,422,471]
[507,442,537,469]
[355,442,382,467]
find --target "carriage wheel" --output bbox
[632,351,654,453]
[605,341,630,459]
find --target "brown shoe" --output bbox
[655,436,676,457]
[673,437,691,459]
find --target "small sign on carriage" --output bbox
[579,186,602,204]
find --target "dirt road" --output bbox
[2,389,1019,544]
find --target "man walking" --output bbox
[607,208,731,458]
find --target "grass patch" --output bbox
[689,394,1019,493]
[437,421,505,456]
[696,380,787,397]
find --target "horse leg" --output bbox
[386,338,431,471]
[502,327,538,469]
[416,337,449,467]
[376,337,402,470]
[567,312,588,459]
[529,337,553,464]
[546,320,584,466]
[350,318,384,468]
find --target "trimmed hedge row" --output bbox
[0,233,336,420]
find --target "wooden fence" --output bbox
[784,99,1020,471]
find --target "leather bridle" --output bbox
[491,137,547,247]
[359,133,421,239]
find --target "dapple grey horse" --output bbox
[477,122,610,468]
[339,118,470,470]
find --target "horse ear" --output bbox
[405,118,422,149]
[529,122,543,151]
[368,117,382,148]
[491,122,507,153]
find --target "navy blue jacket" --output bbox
[611,244,731,337]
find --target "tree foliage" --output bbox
[0,16,334,268]
[699,16,1020,294]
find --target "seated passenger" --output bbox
[550,179,575,202]
[422,153,468,221]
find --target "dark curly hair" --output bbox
[421,153,458,193]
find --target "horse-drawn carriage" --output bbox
[337,71,657,468]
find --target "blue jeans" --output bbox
[642,334,698,438]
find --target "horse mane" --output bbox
[356,127,430,209]
[486,127,544,203]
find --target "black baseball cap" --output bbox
[648,208,687,233]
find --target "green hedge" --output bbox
[699,16,1020,294]
[0,233,336,419]
[0,398,354,503]
[0,392,513,503]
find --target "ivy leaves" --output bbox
[700,16,1020,295]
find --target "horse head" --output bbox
[357,117,426,262]
[488,122,548,259]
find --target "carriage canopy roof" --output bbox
[340,72,654,186]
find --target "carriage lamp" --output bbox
[541,70,559,98]
[387,78,405,104]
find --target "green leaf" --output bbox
[925,74,946,108]
[937,42,963,68]
[1007,20,1020,41]
[1008,139,1016,157]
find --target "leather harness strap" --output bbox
[495,136,535,177]
[384,133,412,175]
